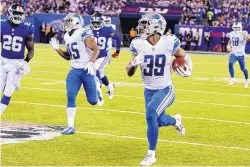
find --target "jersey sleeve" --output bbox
[227,32,232,39]
[129,38,140,56]
[166,35,181,55]
[81,26,94,41]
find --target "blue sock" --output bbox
[146,108,158,150]
[157,113,176,127]
[229,63,234,78]
[101,76,109,87]
[1,95,11,105]
[242,69,248,80]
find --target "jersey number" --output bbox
[2,35,23,52]
[67,42,80,60]
[232,37,239,46]
[95,37,106,50]
[143,54,166,76]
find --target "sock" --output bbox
[148,150,155,158]
[66,107,76,128]
[0,95,11,115]
[107,83,114,91]
[229,63,234,78]
[243,69,248,80]
[101,76,109,87]
[146,108,159,151]
[157,114,176,127]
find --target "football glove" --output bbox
[84,62,96,75]
[17,61,31,75]
[50,37,59,50]
[175,65,191,77]
[130,51,144,66]
[112,50,120,58]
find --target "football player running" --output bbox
[126,13,192,166]
[0,3,34,115]
[227,22,250,88]
[90,12,121,99]
[50,14,103,135]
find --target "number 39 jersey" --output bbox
[64,26,94,69]
[228,31,248,55]
[130,35,181,90]
[1,19,34,59]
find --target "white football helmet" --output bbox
[63,13,84,32]
[136,13,167,39]
[232,22,242,31]
[7,3,25,24]
[103,16,111,27]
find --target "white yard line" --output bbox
[76,131,250,151]
[11,100,250,125]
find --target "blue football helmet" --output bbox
[136,13,167,39]
[63,13,84,32]
[90,12,104,30]
[7,3,25,24]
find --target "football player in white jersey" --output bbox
[227,22,250,88]
[50,14,103,135]
[126,13,193,166]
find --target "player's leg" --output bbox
[0,65,22,115]
[62,69,82,135]
[228,53,238,85]
[237,55,249,88]
[0,70,8,115]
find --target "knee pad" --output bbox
[87,97,97,105]
[4,84,16,97]
[67,93,76,107]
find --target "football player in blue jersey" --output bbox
[0,3,34,115]
[90,12,121,99]
[50,13,104,135]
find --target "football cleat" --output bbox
[245,79,249,88]
[107,84,115,100]
[140,154,156,166]
[97,86,104,106]
[61,127,75,135]
[174,114,185,135]
[228,78,235,86]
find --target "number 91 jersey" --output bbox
[130,35,181,90]
[228,31,248,55]
[1,19,34,59]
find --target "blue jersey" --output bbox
[93,26,115,58]
[1,20,34,59]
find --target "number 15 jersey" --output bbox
[1,19,34,59]
[130,35,181,90]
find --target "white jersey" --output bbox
[228,31,248,56]
[64,26,93,69]
[130,35,181,90]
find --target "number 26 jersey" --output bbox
[129,35,181,90]
[1,19,34,59]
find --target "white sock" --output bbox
[107,83,114,91]
[67,107,76,128]
[148,150,155,158]
[0,103,7,115]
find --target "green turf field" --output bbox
[1,44,250,166]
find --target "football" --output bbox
[172,57,187,71]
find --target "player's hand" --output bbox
[84,62,96,75]
[50,37,59,50]
[17,61,31,75]
[130,51,144,66]
[112,50,120,58]
[175,65,191,77]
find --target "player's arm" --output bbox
[84,36,100,62]
[240,31,250,40]
[50,38,71,60]
[110,32,121,58]
[227,39,232,52]
[24,35,34,62]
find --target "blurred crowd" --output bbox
[0,0,126,16]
